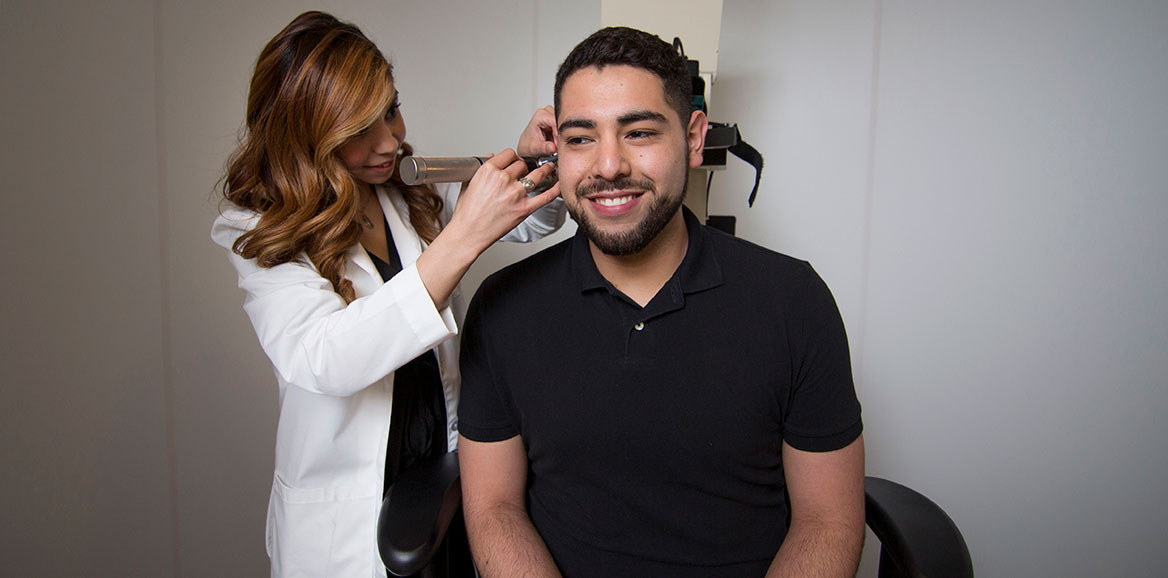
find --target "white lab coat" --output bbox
[212,182,564,577]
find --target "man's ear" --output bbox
[686,110,709,169]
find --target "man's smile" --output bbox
[593,194,638,207]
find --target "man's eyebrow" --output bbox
[558,118,595,132]
[617,110,668,125]
[558,110,669,133]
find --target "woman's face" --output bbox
[338,86,406,186]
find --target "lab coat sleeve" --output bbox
[211,207,457,398]
[436,182,566,244]
[502,196,566,242]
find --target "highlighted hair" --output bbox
[223,11,442,302]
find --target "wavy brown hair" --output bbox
[222,11,443,302]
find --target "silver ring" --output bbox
[518,177,537,193]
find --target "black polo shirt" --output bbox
[459,208,862,578]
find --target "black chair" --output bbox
[864,476,974,578]
[377,452,473,577]
[378,465,973,578]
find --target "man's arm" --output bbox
[459,435,562,578]
[766,436,866,578]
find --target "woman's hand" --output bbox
[447,149,559,252]
[413,149,559,310]
[517,105,556,158]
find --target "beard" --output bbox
[567,172,688,256]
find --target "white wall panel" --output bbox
[711,1,878,371]
[716,1,1168,576]
[1,1,599,576]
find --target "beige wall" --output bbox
[602,0,723,76]
[1,1,598,576]
[1,1,173,574]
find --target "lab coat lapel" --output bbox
[346,243,381,297]
[345,184,423,299]
[378,184,425,267]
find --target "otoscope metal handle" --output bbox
[398,156,486,185]
[399,155,557,185]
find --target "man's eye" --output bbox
[564,136,591,146]
[627,130,655,139]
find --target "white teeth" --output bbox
[596,195,633,207]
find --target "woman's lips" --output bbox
[368,160,394,172]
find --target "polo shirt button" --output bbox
[634,322,645,331]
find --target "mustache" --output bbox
[576,177,655,197]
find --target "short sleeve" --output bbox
[457,282,520,442]
[781,264,863,452]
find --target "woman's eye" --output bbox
[354,99,401,137]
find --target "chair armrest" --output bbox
[864,476,974,578]
[378,452,462,576]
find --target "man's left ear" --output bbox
[687,110,709,169]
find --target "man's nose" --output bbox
[593,137,630,181]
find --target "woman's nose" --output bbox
[369,123,398,155]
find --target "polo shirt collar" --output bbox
[571,206,724,298]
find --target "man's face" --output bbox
[556,65,706,256]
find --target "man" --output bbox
[457,26,865,578]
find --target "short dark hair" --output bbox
[554,26,692,125]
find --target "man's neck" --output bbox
[589,210,688,307]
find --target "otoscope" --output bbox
[399,154,557,188]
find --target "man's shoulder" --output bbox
[702,225,815,281]
[474,236,575,307]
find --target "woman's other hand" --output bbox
[517,105,556,158]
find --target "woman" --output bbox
[212,11,562,577]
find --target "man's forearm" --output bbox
[466,503,562,578]
[764,519,864,578]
